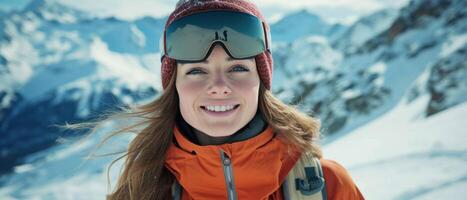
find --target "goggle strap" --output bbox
[263,21,272,53]
[159,31,165,62]
[164,31,167,55]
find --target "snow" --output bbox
[272,35,342,86]
[333,8,398,53]
[324,98,467,200]
[0,22,36,85]
[270,9,330,43]
[413,181,467,200]
[0,121,134,200]
[130,24,146,48]
[440,33,467,57]
[326,6,457,138]
[90,37,159,90]
[341,89,362,99]
[367,62,387,74]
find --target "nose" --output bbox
[206,73,232,96]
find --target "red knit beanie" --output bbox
[161,0,273,90]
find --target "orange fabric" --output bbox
[320,159,365,200]
[165,125,364,200]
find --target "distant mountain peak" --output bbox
[271,9,329,42]
[24,0,59,11]
[278,8,322,24]
[22,0,89,23]
[292,9,321,19]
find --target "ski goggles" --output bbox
[160,11,271,62]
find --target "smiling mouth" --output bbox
[200,104,240,113]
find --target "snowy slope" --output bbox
[324,95,467,200]
[0,120,133,200]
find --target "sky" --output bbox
[0,0,410,24]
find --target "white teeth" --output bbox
[205,105,236,112]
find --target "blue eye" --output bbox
[230,66,249,72]
[186,68,206,75]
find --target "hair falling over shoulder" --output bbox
[104,67,180,200]
[67,67,322,200]
[258,85,323,158]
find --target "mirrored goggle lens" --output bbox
[165,11,267,61]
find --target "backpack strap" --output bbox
[282,153,327,200]
[172,180,182,200]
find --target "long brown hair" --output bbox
[67,64,322,199]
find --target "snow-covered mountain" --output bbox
[0,0,165,175]
[270,9,336,43]
[1,0,466,199]
[332,8,398,55]
[273,0,467,137]
[407,42,467,117]
[0,120,131,200]
[325,22,348,43]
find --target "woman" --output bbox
[100,0,365,199]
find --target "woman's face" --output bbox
[176,45,260,137]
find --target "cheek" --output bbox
[176,79,204,110]
[231,76,260,103]
[177,79,205,94]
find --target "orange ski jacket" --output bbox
[165,125,365,200]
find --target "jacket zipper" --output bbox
[220,149,238,200]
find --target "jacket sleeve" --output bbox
[320,158,365,200]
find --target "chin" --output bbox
[203,126,240,137]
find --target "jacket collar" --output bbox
[172,124,274,158]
